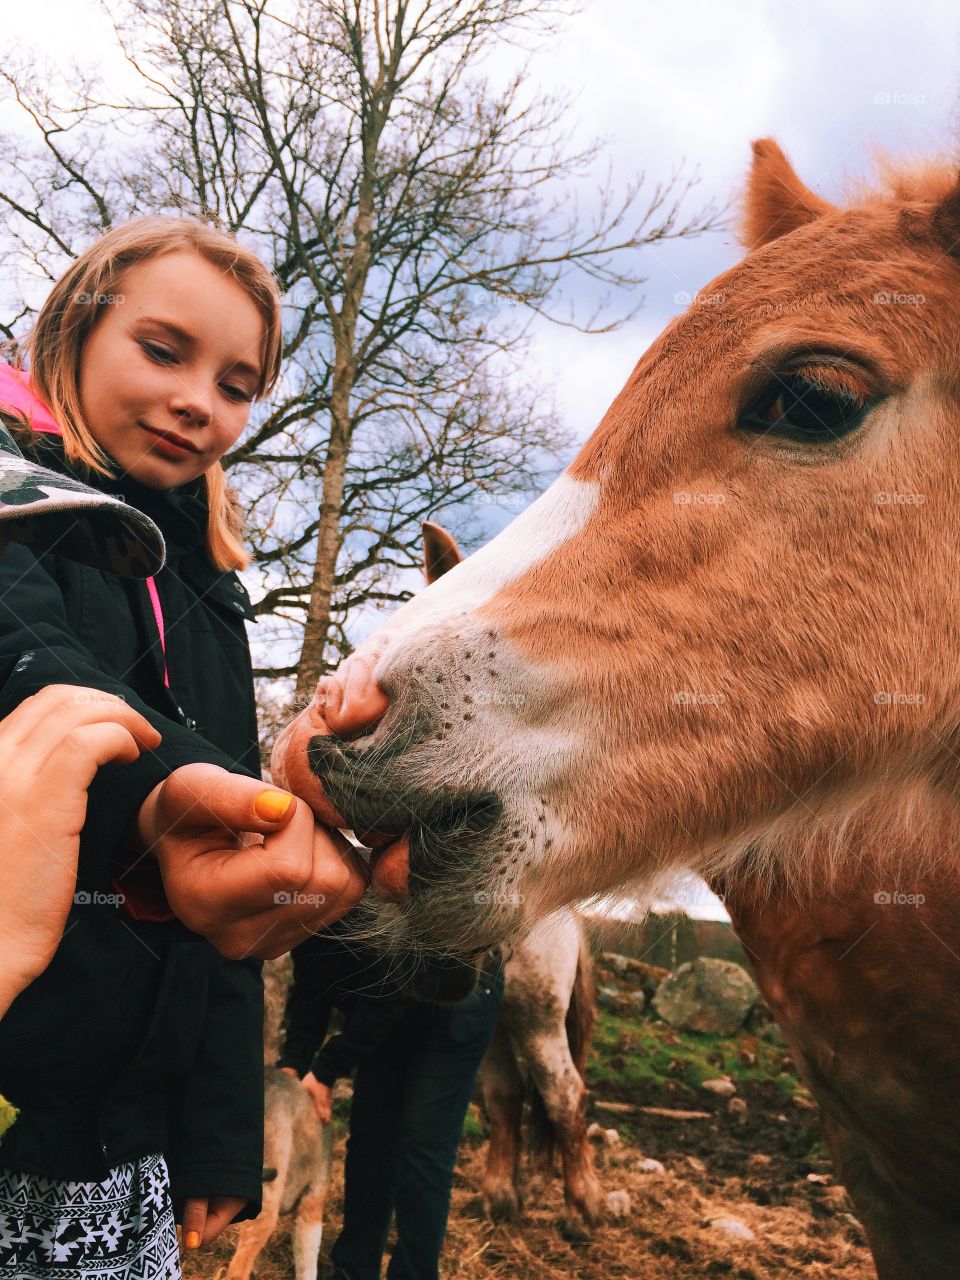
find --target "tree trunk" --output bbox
[294,384,352,700]
[292,96,383,698]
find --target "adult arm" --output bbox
[0,548,368,951]
[308,998,406,1086]
[0,686,161,1014]
[276,945,336,1077]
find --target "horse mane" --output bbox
[846,150,959,207]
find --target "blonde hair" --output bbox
[8,216,283,571]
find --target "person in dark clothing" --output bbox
[0,418,167,1024]
[0,218,366,1280]
[279,921,505,1280]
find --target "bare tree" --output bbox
[0,0,722,697]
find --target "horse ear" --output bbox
[931,175,960,259]
[422,521,463,584]
[741,138,835,250]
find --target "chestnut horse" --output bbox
[274,140,960,1277]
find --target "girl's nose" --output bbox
[170,384,213,426]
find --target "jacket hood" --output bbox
[0,362,166,577]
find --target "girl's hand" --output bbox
[301,1071,333,1125]
[137,763,368,959]
[180,1195,249,1249]
[0,686,161,1016]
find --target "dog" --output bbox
[226,1067,333,1280]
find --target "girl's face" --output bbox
[78,249,267,489]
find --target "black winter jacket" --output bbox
[0,436,265,1218]
[278,919,503,1087]
[277,919,411,1085]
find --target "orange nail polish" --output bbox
[255,789,294,822]
[185,1230,201,1249]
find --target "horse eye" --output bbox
[738,374,872,444]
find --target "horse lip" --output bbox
[359,830,396,849]
[306,735,407,838]
[368,836,410,902]
[306,735,505,889]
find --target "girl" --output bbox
[0,218,367,1279]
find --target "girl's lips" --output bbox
[140,423,200,460]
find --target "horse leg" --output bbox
[478,1021,524,1220]
[523,1030,604,1229]
[292,1123,332,1280]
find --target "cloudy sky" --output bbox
[6,0,960,918]
[7,0,959,446]
[518,0,960,449]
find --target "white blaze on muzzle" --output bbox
[364,473,600,660]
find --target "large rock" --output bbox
[600,953,670,998]
[653,957,758,1035]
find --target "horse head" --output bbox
[274,138,960,956]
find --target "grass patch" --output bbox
[588,1005,803,1105]
[461,1103,487,1145]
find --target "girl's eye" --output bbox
[738,373,873,444]
[140,340,177,365]
[221,383,254,403]
[141,339,252,403]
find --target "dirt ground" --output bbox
[182,1082,875,1280]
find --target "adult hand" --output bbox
[0,685,161,1016]
[180,1195,249,1249]
[301,1071,333,1125]
[137,763,368,960]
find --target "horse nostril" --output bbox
[319,656,390,736]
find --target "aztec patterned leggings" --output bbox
[0,1152,181,1279]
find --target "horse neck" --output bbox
[705,771,960,915]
